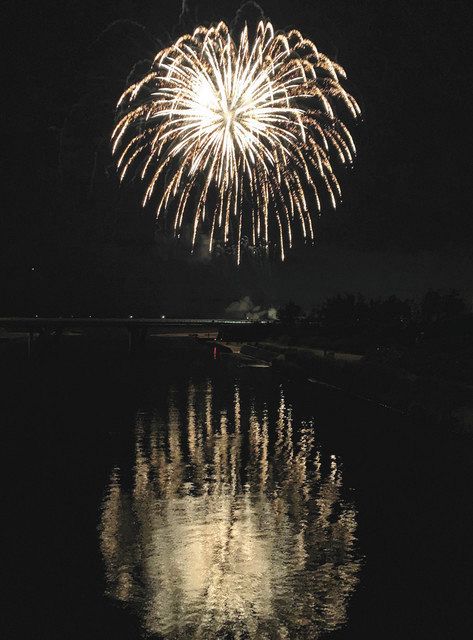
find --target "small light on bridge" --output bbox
[161,315,165,319]
[129,315,134,319]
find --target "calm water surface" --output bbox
[4,341,473,638]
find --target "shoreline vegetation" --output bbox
[221,290,473,433]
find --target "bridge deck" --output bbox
[0,318,259,330]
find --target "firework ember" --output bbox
[112,21,360,263]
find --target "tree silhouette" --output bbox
[277,301,303,325]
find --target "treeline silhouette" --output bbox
[278,290,467,342]
[274,290,473,385]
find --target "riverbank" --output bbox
[2,329,471,433]
[239,341,473,433]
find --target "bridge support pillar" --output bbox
[27,331,33,358]
[128,327,133,355]
[127,326,148,354]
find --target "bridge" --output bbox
[0,317,261,356]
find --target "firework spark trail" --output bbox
[112,21,360,263]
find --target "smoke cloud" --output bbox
[225,296,277,321]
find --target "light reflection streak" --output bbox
[100,381,360,638]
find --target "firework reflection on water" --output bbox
[100,379,360,638]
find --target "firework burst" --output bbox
[112,21,360,263]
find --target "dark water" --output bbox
[4,340,473,638]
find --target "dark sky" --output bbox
[2,0,472,314]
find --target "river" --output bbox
[4,339,472,638]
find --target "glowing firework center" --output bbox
[112,21,360,262]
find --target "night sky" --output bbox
[3,0,472,316]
